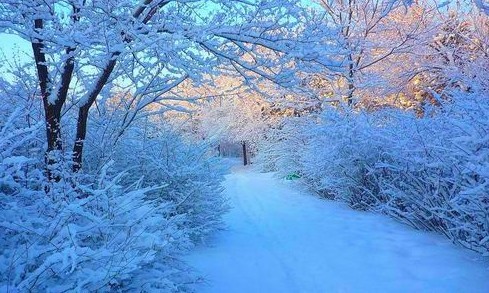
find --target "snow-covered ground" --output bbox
[186,165,489,293]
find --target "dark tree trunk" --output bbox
[346,54,355,107]
[242,141,248,166]
[72,58,118,172]
[72,105,90,172]
[42,104,63,184]
[32,19,63,182]
[44,105,63,157]
[31,14,78,183]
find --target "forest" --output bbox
[0,0,488,291]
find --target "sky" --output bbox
[0,33,30,62]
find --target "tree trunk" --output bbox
[242,141,248,166]
[72,105,90,173]
[43,104,63,182]
[346,53,355,107]
[72,58,118,172]
[32,18,65,182]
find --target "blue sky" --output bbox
[0,33,30,62]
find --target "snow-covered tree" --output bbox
[0,72,229,291]
[0,0,332,177]
[311,0,434,107]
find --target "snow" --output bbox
[187,165,489,293]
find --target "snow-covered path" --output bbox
[186,166,489,293]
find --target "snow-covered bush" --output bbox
[255,116,312,175]
[0,111,191,291]
[112,128,228,242]
[300,109,388,207]
[1,101,227,291]
[1,167,194,292]
[375,95,489,254]
[0,109,43,194]
[83,103,229,243]
[262,95,489,255]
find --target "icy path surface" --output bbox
[186,166,489,293]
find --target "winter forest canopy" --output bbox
[0,0,489,291]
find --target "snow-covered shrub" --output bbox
[375,94,489,254]
[255,116,312,176]
[254,127,283,172]
[263,96,489,254]
[111,128,228,242]
[258,108,388,206]
[1,100,227,290]
[63,92,230,240]
[299,109,388,206]
[1,167,194,292]
[83,104,229,243]
[0,109,200,291]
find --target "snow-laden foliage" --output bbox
[117,134,228,242]
[263,94,489,255]
[0,103,227,291]
[83,104,229,242]
[0,0,336,173]
[1,166,191,291]
[255,117,309,174]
